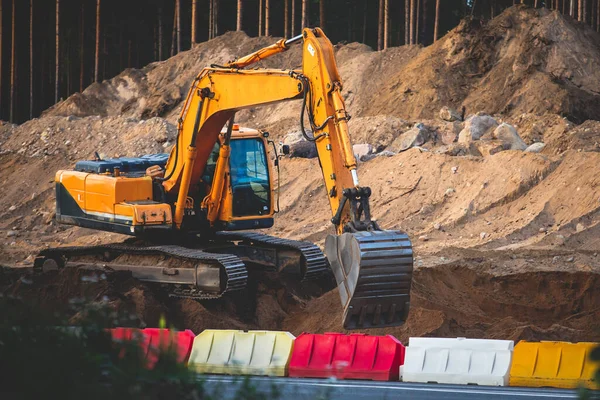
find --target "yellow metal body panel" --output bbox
[57,170,86,209]
[114,203,172,226]
[57,170,172,227]
[509,341,599,389]
[188,330,295,377]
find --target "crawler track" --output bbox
[216,231,330,280]
[35,243,248,299]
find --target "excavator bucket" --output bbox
[325,230,413,329]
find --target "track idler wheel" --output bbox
[325,230,413,329]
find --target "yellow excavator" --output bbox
[35,29,413,329]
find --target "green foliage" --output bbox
[0,295,279,400]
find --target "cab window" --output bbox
[229,139,270,217]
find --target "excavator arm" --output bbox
[162,28,414,329]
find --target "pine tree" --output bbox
[384,0,389,49]
[176,0,181,52]
[405,0,410,44]
[259,0,263,36]
[291,0,296,35]
[95,0,100,82]
[208,0,213,39]
[192,0,198,43]
[55,0,59,104]
[320,0,325,30]
[237,0,243,31]
[266,0,270,36]
[302,0,308,29]
[0,1,3,118]
[378,0,383,50]
[213,0,218,37]
[80,3,85,91]
[284,0,289,37]
[172,4,177,54]
[30,0,34,118]
[410,0,415,44]
[158,6,164,60]
[434,0,440,41]
[11,0,16,121]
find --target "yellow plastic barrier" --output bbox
[188,330,295,377]
[509,341,599,389]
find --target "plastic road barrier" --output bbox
[110,328,195,368]
[510,341,600,389]
[188,330,295,377]
[401,337,514,386]
[288,333,405,381]
[143,328,196,367]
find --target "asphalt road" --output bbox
[199,375,584,400]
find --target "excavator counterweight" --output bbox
[35,28,414,330]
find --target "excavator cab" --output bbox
[199,125,276,232]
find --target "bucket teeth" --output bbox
[325,230,413,329]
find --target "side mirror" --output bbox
[282,144,290,155]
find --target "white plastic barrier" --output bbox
[400,337,514,386]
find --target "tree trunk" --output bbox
[405,0,409,44]
[416,0,420,44]
[579,0,582,20]
[597,0,599,30]
[583,0,587,22]
[363,0,368,44]
[284,0,289,37]
[213,0,218,37]
[11,0,16,121]
[0,1,3,117]
[30,0,34,119]
[378,0,383,50]
[320,0,325,30]
[102,34,107,79]
[266,0,270,35]
[176,0,181,52]
[410,0,415,44]
[570,0,574,17]
[80,3,84,92]
[171,5,177,55]
[95,0,100,83]
[208,0,213,39]
[258,0,263,36]
[302,0,308,29]
[237,0,243,31]
[421,0,427,43]
[434,0,440,41]
[535,0,538,7]
[291,0,296,35]
[158,7,163,60]
[54,0,59,104]
[192,0,198,42]
[384,0,389,49]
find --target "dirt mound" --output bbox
[283,250,600,343]
[367,6,600,123]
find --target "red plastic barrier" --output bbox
[289,333,405,381]
[143,328,195,367]
[109,327,151,359]
[109,328,195,368]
